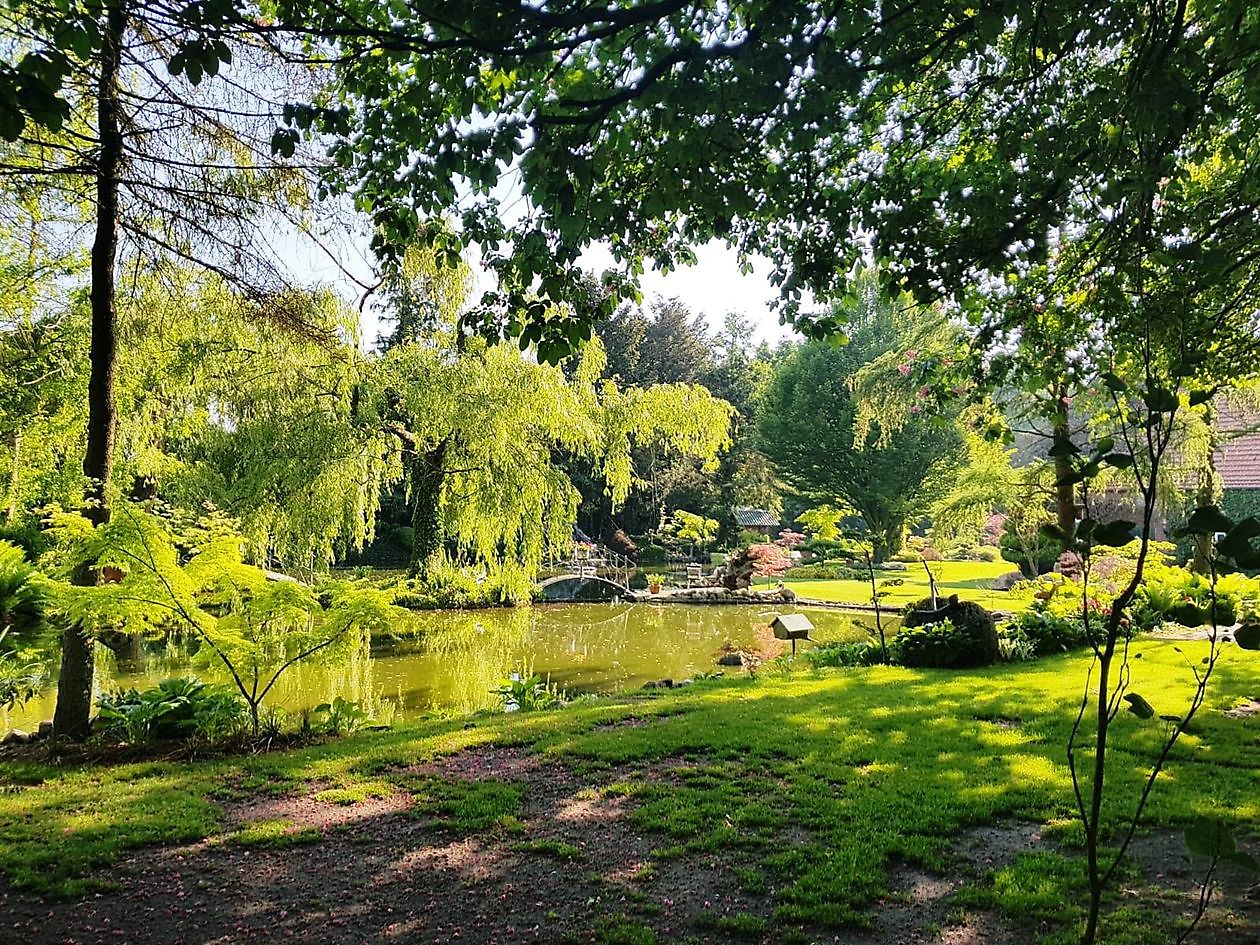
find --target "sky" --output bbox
[578,241,797,348]
[279,222,799,350]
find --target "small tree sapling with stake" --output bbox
[1051,367,1260,944]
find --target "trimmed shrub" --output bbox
[801,640,884,667]
[634,543,668,565]
[1000,518,1060,577]
[896,596,1000,668]
[788,561,867,581]
[799,538,855,560]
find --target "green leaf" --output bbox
[1188,387,1218,407]
[1234,623,1260,651]
[1177,505,1233,537]
[1223,851,1260,873]
[1092,520,1135,547]
[1048,439,1079,459]
[1142,386,1178,413]
[1123,693,1155,719]
[1101,371,1127,392]
[1091,436,1115,456]
[1055,468,1086,488]
[1102,452,1134,469]
[1184,817,1235,859]
[0,103,23,142]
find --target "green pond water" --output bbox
[1,603,893,733]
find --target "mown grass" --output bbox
[780,559,1022,611]
[0,640,1254,943]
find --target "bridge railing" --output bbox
[541,541,635,590]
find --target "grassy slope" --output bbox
[0,641,1255,942]
[780,559,1022,611]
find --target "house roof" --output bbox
[1213,405,1260,489]
[1217,434,1260,489]
[733,507,780,528]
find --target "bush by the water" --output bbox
[895,596,1000,668]
[390,563,527,610]
[800,639,885,668]
[634,542,668,565]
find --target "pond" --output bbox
[2,603,895,734]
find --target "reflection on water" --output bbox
[1,603,891,733]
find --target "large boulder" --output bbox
[990,571,1026,591]
[897,595,1000,668]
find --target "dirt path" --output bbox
[1,744,1254,945]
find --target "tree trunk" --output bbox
[869,517,903,563]
[52,0,125,741]
[408,438,448,575]
[5,430,19,524]
[1191,403,1220,575]
[1051,388,1077,545]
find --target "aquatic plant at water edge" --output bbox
[310,696,370,735]
[493,672,566,712]
[96,677,246,744]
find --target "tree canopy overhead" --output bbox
[253,0,1260,358]
[13,2,1260,364]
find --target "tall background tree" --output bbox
[3,1,345,737]
[759,286,965,561]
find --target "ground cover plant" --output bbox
[0,641,1255,944]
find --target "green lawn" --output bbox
[0,641,1254,944]
[779,559,1022,611]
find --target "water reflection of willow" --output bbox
[410,608,533,716]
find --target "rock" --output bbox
[659,678,674,689]
[37,721,53,739]
[1054,551,1083,580]
[990,571,1025,591]
[2,729,31,745]
[717,652,745,667]
[878,561,908,571]
[642,680,659,690]
[678,679,694,687]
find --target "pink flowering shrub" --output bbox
[775,529,806,549]
[745,543,792,577]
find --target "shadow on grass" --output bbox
[0,641,1254,943]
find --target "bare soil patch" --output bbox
[2,751,1256,945]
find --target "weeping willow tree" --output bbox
[113,269,390,572]
[364,336,733,579]
[1,263,392,570]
